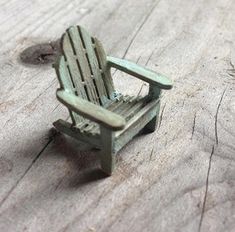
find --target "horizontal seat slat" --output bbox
[75,95,147,135]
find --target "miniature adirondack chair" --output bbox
[53,25,173,175]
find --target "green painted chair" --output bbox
[53,25,173,175]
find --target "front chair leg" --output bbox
[100,126,115,175]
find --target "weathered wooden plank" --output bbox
[0,0,234,231]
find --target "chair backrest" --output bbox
[54,25,115,125]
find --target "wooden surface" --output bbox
[0,0,234,231]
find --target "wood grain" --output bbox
[0,0,234,231]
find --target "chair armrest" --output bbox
[107,56,173,90]
[57,90,126,131]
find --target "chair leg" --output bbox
[100,127,115,175]
[143,97,161,134]
[143,115,158,134]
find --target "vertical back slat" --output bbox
[62,33,88,101]
[68,27,100,105]
[56,56,74,91]
[78,26,109,105]
[93,37,115,99]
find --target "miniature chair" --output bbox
[53,25,173,175]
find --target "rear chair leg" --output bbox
[143,102,160,134]
[100,127,115,175]
[143,86,161,134]
[143,115,158,133]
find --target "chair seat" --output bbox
[74,95,148,135]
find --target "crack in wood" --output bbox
[227,60,235,80]
[0,111,70,209]
[145,49,155,66]
[136,55,142,64]
[137,83,147,97]
[0,130,59,209]
[191,112,197,140]
[198,145,214,232]
[52,103,60,112]
[149,147,154,161]
[112,0,161,78]
[122,0,161,59]
[229,60,235,70]
[215,88,226,145]
[158,103,166,129]
[181,97,186,107]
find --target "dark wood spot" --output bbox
[20,40,61,65]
